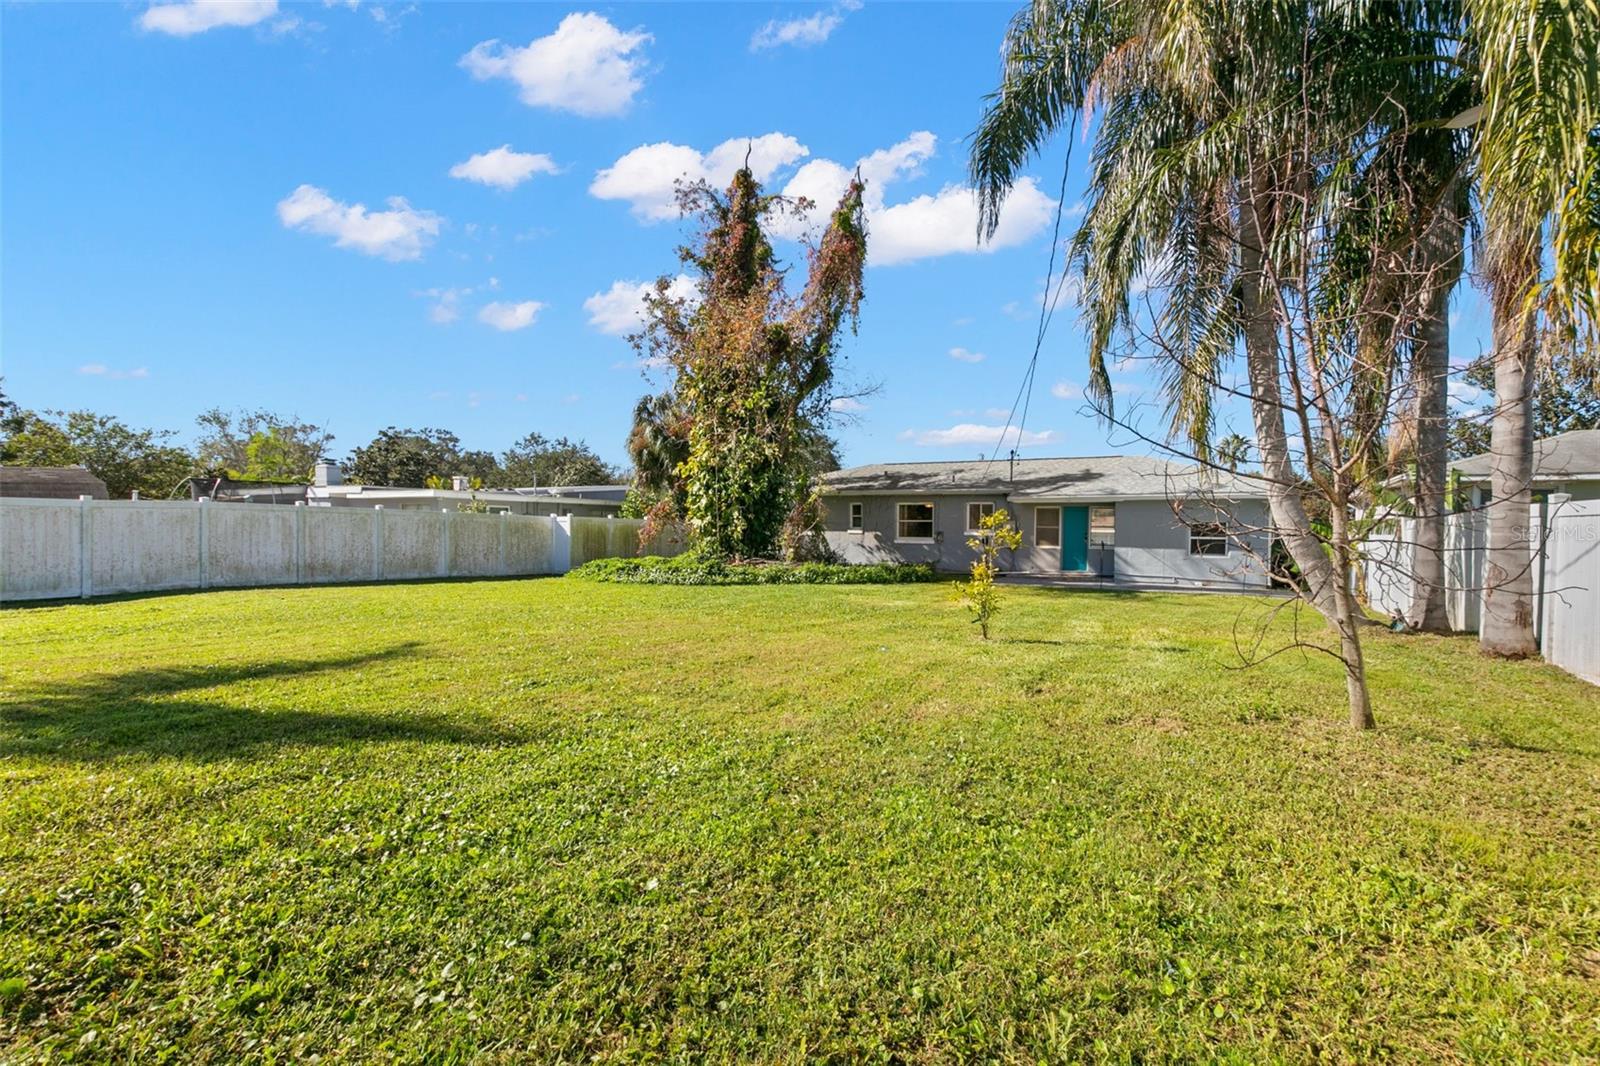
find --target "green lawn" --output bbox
[2,580,1597,1063]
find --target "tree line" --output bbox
[0,385,622,498]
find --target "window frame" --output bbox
[848,501,864,531]
[1035,506,1061,548]
[965,501,996,534]
[1188,522,1230,557]
[895,501,936,542]
[1088,504,1116,546]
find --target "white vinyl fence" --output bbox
[1362,495,1600,685]
[0,498,685,603]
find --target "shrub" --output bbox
[569,556,936,586]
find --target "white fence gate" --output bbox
[0,498,685,603]
[1362,495,1599,684]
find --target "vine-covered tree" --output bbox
[632,161,867,558]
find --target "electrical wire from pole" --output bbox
[983,140,1079,480]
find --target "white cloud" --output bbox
[77,364,150,380]
[478,300,543,331]
[1050,381,1078,400]
[830,396,868,413]
[900,423,1058,448]
[593,129,1054,264]
[583,275,697,336]
[277,184,441,261]
[416,286,468,324]
[591,134,809,221]
[948,347,985,363]
[1448,379,1487,408]
[751,10,842,50]
[764,131,936,242]
[139,0,278,35]
[871,177,1054,265]
[460,13,651,117]
[449,145,559,190]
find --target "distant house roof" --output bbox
[1450,428,1600,484]
[0,465,110,500]
[820,454,1269,501]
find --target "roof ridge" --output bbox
[832,453,1142,468]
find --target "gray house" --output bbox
[1448,428,1600,505]
[820,454,1275,590]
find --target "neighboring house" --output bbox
[1448,428,1600,507]
[0,465,110,500]
[304,463,624,518]
[820,454,1275,589]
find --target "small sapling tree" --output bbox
[957,508,1022,640]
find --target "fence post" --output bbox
[551,515,572,575]
[498,511,509,576]
[197,497,210,590]
[441,507,452,578]
[373,506,384,582]
[294,501,306,585]
[78,495,93,599]
[1543,493,1572,665]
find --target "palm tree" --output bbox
[1214,433,1250,472]
[970,0,1481,727]
[1465,0,1598,656]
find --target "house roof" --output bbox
[820,454,1269,501]
[1449,428,1600,484]
[0,465,110,500]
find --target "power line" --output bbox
[984,138,1079,477]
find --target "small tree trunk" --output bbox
[1336,606,1376,729]
[1481,224,1540,658]
[1408,195,1462,633]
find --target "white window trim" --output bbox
[1188,523,1231,557]
[895,501,936,543]
[1088,504,1116,545]
[1035,505,1061,549]
[848,501,864,532]
[965,500,996,534]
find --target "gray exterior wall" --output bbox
[823,493,1273,589]
[822,494,1012,572]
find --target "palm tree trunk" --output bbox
[1407,196,1463,632]
[1480,221,1540,657]
[1236,177,1342,620]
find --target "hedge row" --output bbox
[568,556,938,586]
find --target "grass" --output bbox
[1,579,1597,1063]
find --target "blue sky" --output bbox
[1,1,1494,470]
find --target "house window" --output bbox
[1188,522,1229,556]
[1035,506,1061,548]
[849,502,863,530]
[966,501,995,532]
[896,502,935,541]
[1089,505,1115,545]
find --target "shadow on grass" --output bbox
[0,643,519,763]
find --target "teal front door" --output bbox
[1060,506,1089,571]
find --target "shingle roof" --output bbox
[820,454,1268,500]
[0,465,111,500]
[1449,429,1600,482]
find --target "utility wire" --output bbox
[983,135,1078,478]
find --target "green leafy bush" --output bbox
[569,556,936,586]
